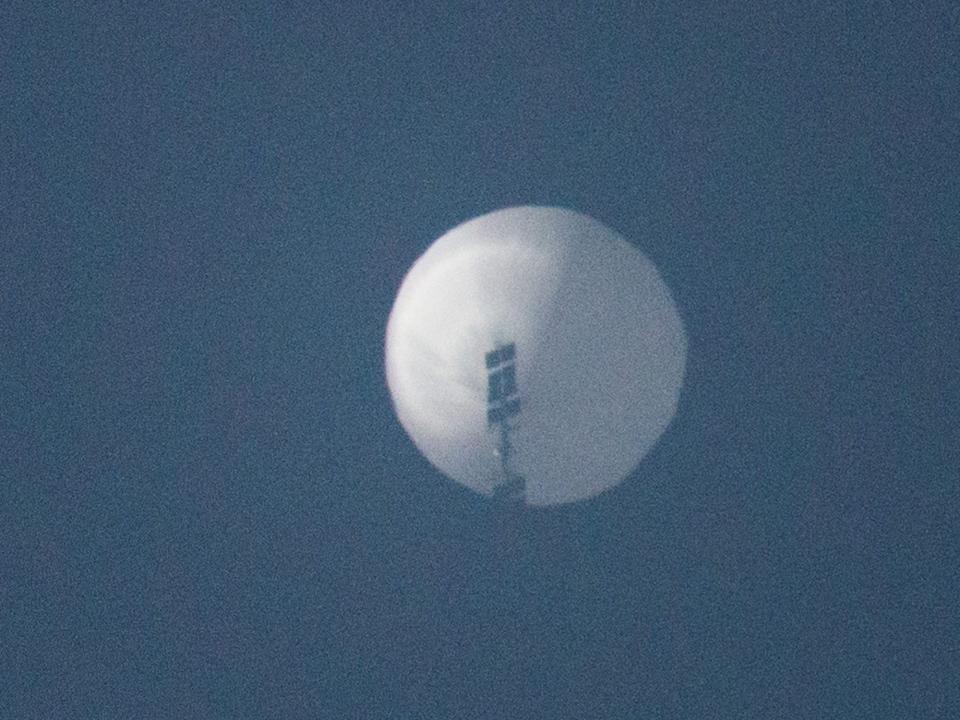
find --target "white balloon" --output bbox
[385,206,686,506]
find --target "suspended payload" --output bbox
[384,206,686,506]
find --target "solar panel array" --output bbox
[486,342,520,425]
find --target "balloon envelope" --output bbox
[385,206,686,506]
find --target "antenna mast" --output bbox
[485,342,525,503]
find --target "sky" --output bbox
[2,2,958,718]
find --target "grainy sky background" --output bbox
[2,2,958,718]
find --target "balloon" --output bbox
[384,206,686,506]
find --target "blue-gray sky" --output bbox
[2,2,958,718]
